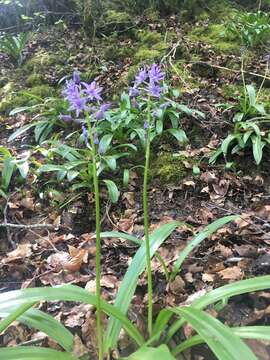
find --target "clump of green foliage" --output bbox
[227,11,270,47]
[211,63,270,165]
[0,32,31,65]
[1,66,270,360]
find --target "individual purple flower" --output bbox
[129,86,140,97]
[82,124,89,145]
[68,92,87,117]
[134,67,148,86]
[265,53,270,65]
[149,64,165,84]
[73,70,81,84]
[95,103,111,120]
[82,81,103,102]
[148,81,163,98]
[131,98,139,109]
[62,79,78,100]
[144,120,149,129]
[59,114,73,122]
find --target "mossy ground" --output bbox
[188,23,240,54]
[150,152,189,184]
[0,84,54,114]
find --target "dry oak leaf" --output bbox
[218,266,243,281]
[4,243,32,262]
[64,248,88,272]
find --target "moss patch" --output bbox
[25,73,46,87]
[150,152,188,184]
[0,84,54,114]
[24,50,63,73]
[188,23,240,54]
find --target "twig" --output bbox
[190,61,270,81]
[28,228,59,252]
[0,222,59,229]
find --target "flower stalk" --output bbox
[86,114,103,360]
[143,97,153,336]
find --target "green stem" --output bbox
[143,98,153,336]
[241,55,247,113]
[86,114,103,360]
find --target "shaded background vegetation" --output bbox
[1,0,270,32]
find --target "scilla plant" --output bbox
[1,67,270,360]
[211,54,270,165]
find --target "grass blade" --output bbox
[170,216,238,281]
[104,221,181,351]
[171,307,257,360]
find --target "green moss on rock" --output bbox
[150,152,188,184]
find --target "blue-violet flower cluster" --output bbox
[130,64,165,98]
[60,71,111,144]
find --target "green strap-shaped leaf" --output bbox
[166,275,270,343]
[104,221,181,351]
[0,302,34,334]
[170,215,238,281]
[0,304,73,352]
[0,347,77,360]
[103,179,120,203]
[251,135,263,165]
[100,231,141,245]
[173,326,270,356]
[20,309,74,352]
[171,307,257,360]
[246,85,256,108]
[0,285,144,347]
[121,345,176,360]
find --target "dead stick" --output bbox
[0,223,59,229]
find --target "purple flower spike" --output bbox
[59,114,73,122]
[135,67,148,86]
[82,81,103,102]
[129,86,140,97]
[95,103,111,120]
[73,70,81,84]
[149,64,165,84]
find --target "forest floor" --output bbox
[1,3,270,359]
